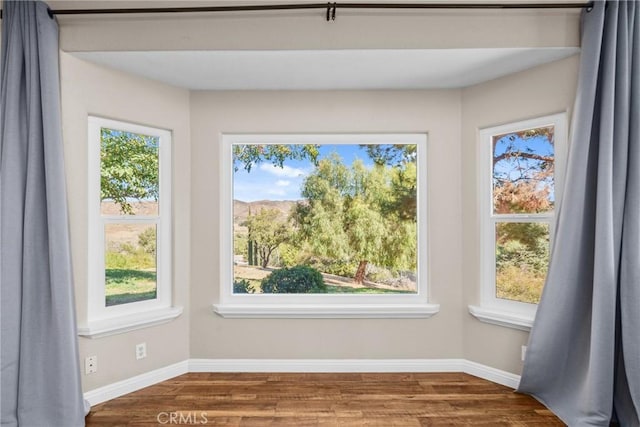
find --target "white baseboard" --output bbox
[84,358,520,406]
[84,360,189,406]
[188,358,467,373]
[462,360,521,389]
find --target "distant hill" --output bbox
[233,200,298,226]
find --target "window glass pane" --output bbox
[232,143,418,295]
[100,128,159,216]
[105,223,157,306]
[495,222,549,304]
[492,126,554,214]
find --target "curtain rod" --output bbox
[0,2,595,21]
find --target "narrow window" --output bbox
[479,114,567,318]
[87,117,172,322]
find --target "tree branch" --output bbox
[493,151,553,166]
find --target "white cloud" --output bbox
[259,163,307,178]
[275,180,291,187]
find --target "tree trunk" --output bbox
[253,241,259,266]
[354,260,368,285]
[261,247,273,269]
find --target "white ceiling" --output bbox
[73,47,579,90]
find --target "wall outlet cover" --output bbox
[136,343,147,360]
[85,356,98,374]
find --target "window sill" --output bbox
[78,306,183,338]
[468,305,533,332]
[212,303,440,319]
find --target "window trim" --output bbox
[214,133,439,319]
[470,113,568,329]
[84,117,176,335]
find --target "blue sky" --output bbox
[233,144,374,202]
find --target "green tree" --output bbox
[361,145,418,220]
[293,154,416,284]
[101,129,159,214]
[243,208,292,268]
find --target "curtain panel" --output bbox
[518,1,640,425]
[1,1,86,425]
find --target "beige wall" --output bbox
[57,9,579,52]
[190,90,464,359]
[60,53,191,391]
[461,55,580,373]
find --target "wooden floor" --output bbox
[85,372,564,426]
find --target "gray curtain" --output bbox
[518,1,639,425]
[0,1,86,426]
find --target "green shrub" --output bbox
[496,264,545,304]
[138,228,157,256]
[321,259,357,278]
[105,244,155,270]
[295,255,357,278]
[233,279,255,294]
[261,265,326,294]
[105,251,131,269]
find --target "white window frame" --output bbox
[213,133,439,319]
[80,117,181,338]
[469,113,567,331]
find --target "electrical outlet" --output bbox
[85,356,97,374]
[136,343,147,360]
[521,345,527,362]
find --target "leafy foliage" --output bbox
[261,265,327,294]
[234,233,248,256]
[492,126,554,214]
[299,256,357,278]
[233,144,320,172]
[138,227,157,256]
[362,144,417,166]
[105,243,155,270]
[101,128,159,214]
[243,208,292,268]
[233,279,255,294]
[292,153,417,283]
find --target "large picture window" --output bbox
[472,113,567,329]
[216,134,438,318]
[82,117,179,337]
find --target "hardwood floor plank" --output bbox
[85,372,564,426]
